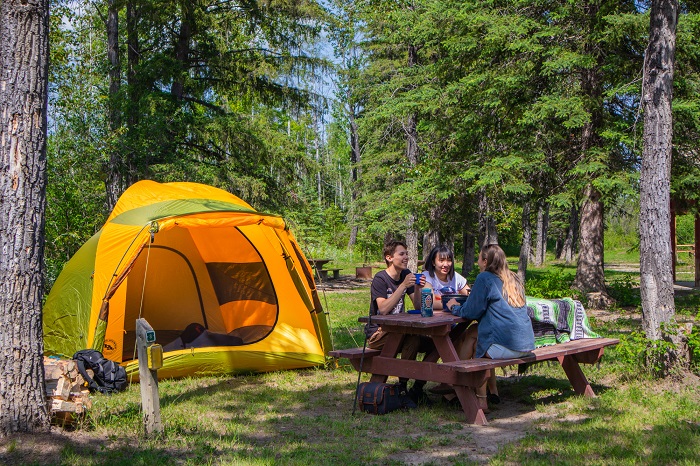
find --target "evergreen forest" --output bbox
[46,0,700,286]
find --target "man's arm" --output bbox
[375,273,419,314]
[376,283,407,314]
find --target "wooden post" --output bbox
[671,199,676,281]
[136,318,162,435]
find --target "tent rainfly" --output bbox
[43,181,332,379]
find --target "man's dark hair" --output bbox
[383,240,407,265]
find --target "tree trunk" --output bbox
[423,229,440,261]
[314,114,322,205]
[477,190,498,248]
[462,230,475,277]
[348,225,358,250]
[555,236,563,260]
[105,0,122,212]
[346,100,361,250]
[640,0,687,375]
[423,201,442,261]
[574,185,607,295]
[0,0,51,435]
[126,0,140,182]
[406,214,419,273]
[563,205,578,264]
[405,44,420,272]
[542,204,549,262]
[534,202,547,266]
[573,0,609,303]
[518,202,532,282]
[172,1,194,100]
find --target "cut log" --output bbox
[44,356,92,427]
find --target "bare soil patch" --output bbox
[316,275,372,291]
[389,400,547,465]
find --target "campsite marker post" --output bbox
[136,318,163,435]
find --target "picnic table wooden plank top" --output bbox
[309,258,332,268]
[358,311,465,328]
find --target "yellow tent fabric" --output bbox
[43,181,332,378]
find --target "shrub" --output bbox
[525,270,577,299]
[619,327,700,377]
[607,274,641,308]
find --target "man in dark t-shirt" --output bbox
[364,240,433,404]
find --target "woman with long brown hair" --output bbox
[446,243,534,412]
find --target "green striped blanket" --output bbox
[526,297,600,348]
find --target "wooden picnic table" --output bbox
[353,312,487,422]
[309,258,332,270]
[331,312,618,425]
[309,258,342,280]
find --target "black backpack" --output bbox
[73,349,128,394]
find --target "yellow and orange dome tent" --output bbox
[43,181,332,379]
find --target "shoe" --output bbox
[429,383,455,395]
[442,394,461,408]
[407,386,433,406]
[487,393,501,404]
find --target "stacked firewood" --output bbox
[44,356,92,427]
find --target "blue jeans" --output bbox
[485,343,533,359]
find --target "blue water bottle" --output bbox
[420,288,433,317]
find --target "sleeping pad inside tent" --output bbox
[43,181,332,379]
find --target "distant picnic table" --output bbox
[309,258,341,281]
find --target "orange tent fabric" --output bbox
[44,181,331,378]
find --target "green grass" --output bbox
[3,258,700,465]
[493,382,700,465]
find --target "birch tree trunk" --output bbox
[0,0,51,435]
[639,0,688,375]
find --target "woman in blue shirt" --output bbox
[446,243,535,411]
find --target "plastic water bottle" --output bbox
[420,288,433,317]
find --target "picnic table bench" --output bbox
[318,268,342,280]
[329,312,618,425]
